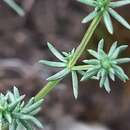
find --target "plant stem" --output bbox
[35,80,61,101]
[68,14,102,68]
[35,14,102,101]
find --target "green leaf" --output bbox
[98,49,107,59]
[113,65,129,81]
[19,115,43,128]
[82,11,97,23]
[100,69,106,88]
[19,120,33,130]
[83,59,99,65]
[9,95,25,111]
[39,60,66,68]
[110,1,130,8]
[8,91,15,102]
[77,0,96,7]
[117,45,128,52]
[88,49,98,58]
[9,120,17,130]
[47,42,66,62]
[103,11,113,34]
[104,76,111,93]
[47,68,70,80]
[5,112,12,124]
[72,71,78,99]
[3,0,25,16]
[111,45,128,59]
[0,112,2,124]
[98,39,104,52]
[30,108,41,115]
[24,98,34,108]
[21,99,43,114]
[108,41,117,57]
[81,67,99,81]
[62,52,69,57]
[13,86,20,99]
[78,70,85,76]
[72,65,92,70]
[109,68,115,81]
[115,58,130,64]
[109,8,130,30]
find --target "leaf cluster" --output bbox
[78,0,130,34]
[81,39,130,92]
[40,39,130,98]
[0,87,43,130]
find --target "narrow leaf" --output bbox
[82,11,97,23]
[24,98,34,108]
[20,115,43,128]
[98,39,104,52]
[113,65,129,81]
[39,60,66,68]
[98,50,107,59]
[72,71,78,99]
[88,49,98,58]
[109,68,115,81]
[13,86,20,98]
[108,41,117,57]
[47,42,66,62]
[22,99,43,114]
[9,95,25,111]
[3,0,25,16]
[111,45,128,59]
[47,68,70,80]
[72,65,92,70]
[30,107,41,115]
[100,69,106,88]
[9,120,17,130]
[81,67,99,81]
[83,59,99,65]
[104,76,111,93]
[115,58,130,64]
[109,8,130,29]
[19,120,33,130]
[110,1,130,8]
[5,112,12,124]
[103,11,114,34]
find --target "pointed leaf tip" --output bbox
[72,71,78,99]
[47,42,66,62]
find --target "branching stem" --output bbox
[34,14,102,101]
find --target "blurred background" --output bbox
[0,0,130,130]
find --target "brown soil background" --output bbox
[0,0,130,130]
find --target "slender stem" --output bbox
[68,14,102,68]
[35,80,61,101]
[35,14,102,101]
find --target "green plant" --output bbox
[78,0,130,34]
[1,0,130,130]
[81,39,130,92]
[0,87,43,130]
[3,0,25,16]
